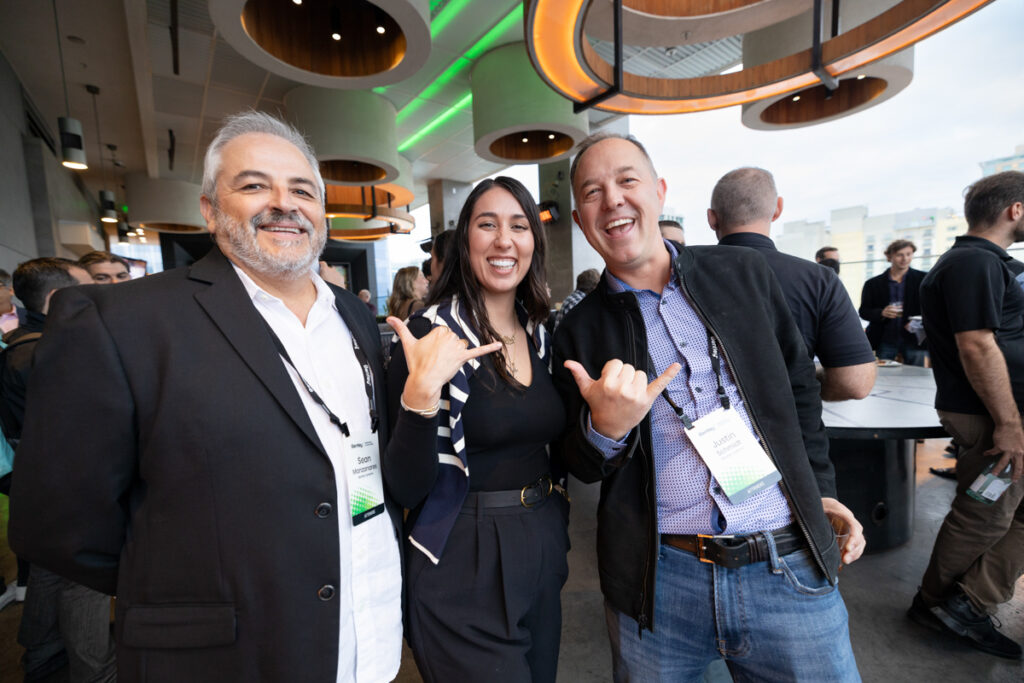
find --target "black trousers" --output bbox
[405,492,570,683]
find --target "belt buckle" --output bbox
[696,534,716,564]
[520,476,552,508]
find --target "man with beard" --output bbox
[10,112,420,682]
[907,171,1024,659]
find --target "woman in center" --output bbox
[385,176,569,682]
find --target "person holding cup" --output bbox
[859,239,928,365]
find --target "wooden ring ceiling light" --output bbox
[471,43,589,164]
[525,0,995,115]
[210,0,431,88]
[324,156,415,240]
[284,87,401,185]
[124,174,206,233]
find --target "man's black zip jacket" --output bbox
[551,243,840,633]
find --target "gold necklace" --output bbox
[500,331,517,375]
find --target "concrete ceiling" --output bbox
[0,0,739,215]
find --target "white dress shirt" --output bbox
[234,265,402,683]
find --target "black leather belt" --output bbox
[463,475,554,509]
[661,523,806,568]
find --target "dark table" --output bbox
[822,365,948,552]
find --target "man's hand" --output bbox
[319,261,346,288]
[881,304,902,319]
[563,359,681,441]
[822,497,865,566]
[986,421,1024,482]
[389,316,502,411]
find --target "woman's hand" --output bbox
[388,316,503,411]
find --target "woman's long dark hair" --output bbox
[426,176,550,388]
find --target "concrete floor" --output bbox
[2,438,1022,682]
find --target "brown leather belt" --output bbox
[661,523,806,568]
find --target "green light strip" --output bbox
[398,93,472,152]
[397,4,522,125]
[430,0,475,39]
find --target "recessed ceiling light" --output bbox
[376,26,385,34]
[521,136,528,143]
[292,0,301,4]
[856,74,866,80]
[331,32,341,41]
[792,95,801,102]
[547,133,555,140]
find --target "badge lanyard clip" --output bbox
[660,329,729,427]
[263,322,378,437]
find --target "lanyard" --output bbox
[661,329,730,429]
[263,322,379,436]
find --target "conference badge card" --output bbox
[685,408,781,505]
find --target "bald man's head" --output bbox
[708,167,780,237]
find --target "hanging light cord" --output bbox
[52,0,70,116]
[89,88,111,193]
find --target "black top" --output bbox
[385,315,565,506]
[921,235,1024,414]
[461,345,565,491]
[718,233,874,367]
[860,267,927,351]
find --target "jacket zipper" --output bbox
[676,275,830,582]
[624,304,653,636]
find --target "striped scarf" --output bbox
[405,295,550,564]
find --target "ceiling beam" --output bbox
[122,0,159,178]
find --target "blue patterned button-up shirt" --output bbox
[589,242,793,534]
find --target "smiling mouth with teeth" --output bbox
[262,226,304,235]
[488,259,516,270]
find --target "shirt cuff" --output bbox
[586,415,628,460]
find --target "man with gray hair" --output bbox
[10,111,418,682]
[708,167,876,401]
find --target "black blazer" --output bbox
[9,247,400,683]
[859,267,926,350]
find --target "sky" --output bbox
[388,0,1024,267]
[636,0,1024,245]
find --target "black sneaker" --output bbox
[912,591,1023,660]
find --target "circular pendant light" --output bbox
[471,43,589,165]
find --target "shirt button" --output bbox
[318,585,336,601]
[315,502,333,518]
[695,386,703,393]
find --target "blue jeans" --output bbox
[876,340,927,366]
[606,534,860,682]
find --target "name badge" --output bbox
[346,431,386,526]
[684,408,781,505]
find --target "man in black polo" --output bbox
[708,167,876,401]
[906,171,1024,659]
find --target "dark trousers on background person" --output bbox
[18,565,116,682]
[921,411,1024,612]
[404,493,569,683]
[876,340,927,367]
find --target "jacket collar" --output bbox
[953,234,1014,261]
[718,232,776,250]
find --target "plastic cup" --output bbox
[831,517,850,572]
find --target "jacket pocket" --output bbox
[122,603,236,649]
